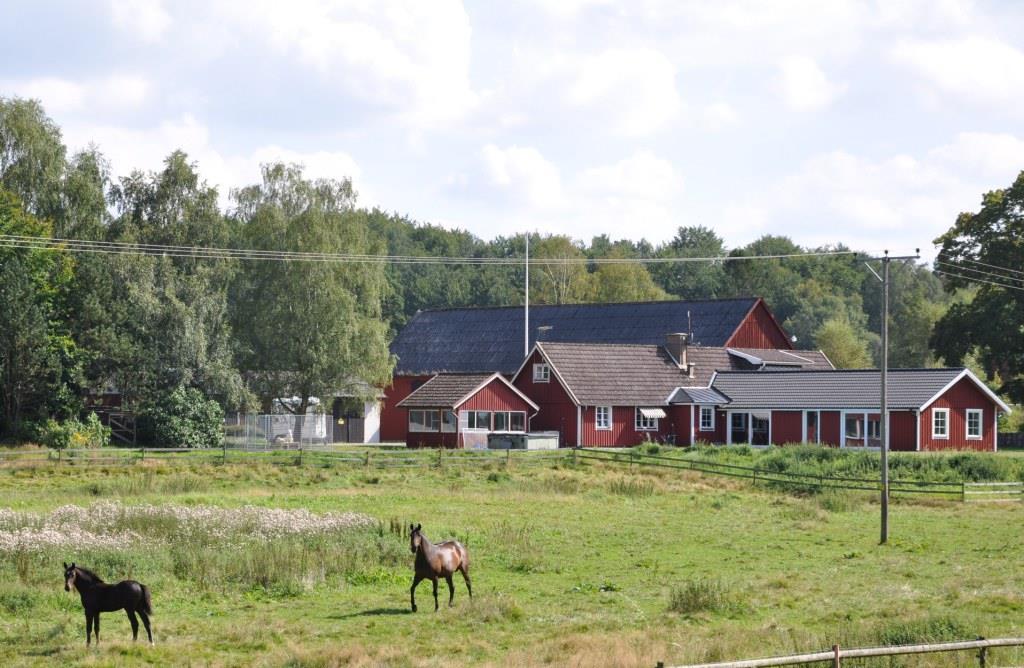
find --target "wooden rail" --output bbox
[661,636,1024,668]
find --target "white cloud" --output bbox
[62,115,366,206]
[892,36,1024,109]
[209,0,478,128]
[3,75,151,114]
[108,0,171,43]
[480,144,563,208]
[928,132,1024,178]
[776,56,847,112]
[576,151,681,200]
[701,102,739,130]
[566,48,681,136]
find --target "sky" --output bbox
[2,0,1022,258]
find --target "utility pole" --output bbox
[863,249,919,544]
[524,232,530,358]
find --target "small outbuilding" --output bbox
[396,373,539,449]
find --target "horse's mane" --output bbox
[75,566,104,584]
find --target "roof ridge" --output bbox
[715,367,965,375]
[411,296,758,315]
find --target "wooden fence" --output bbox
[575,448,970,499]
[660,636,1024,667]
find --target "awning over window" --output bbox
[639,408,667,419]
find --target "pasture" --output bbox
[0,452,1021,667]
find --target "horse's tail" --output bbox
[139,584,153,615]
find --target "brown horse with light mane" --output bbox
[409,523,472,612]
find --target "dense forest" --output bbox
[1,97,1021,443]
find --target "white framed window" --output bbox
[465,411,492,430]
[932,408,949,439]
[699,406,715,431]
[532,363,550,383]
[595,406,612,430]
[441,411,457,433]
[966,409,983,439]
[409,410,440,433]
[492,411,527,432]
[635,407,658,431]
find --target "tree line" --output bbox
[1,97,1021,443]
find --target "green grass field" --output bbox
[0,453,1022,667]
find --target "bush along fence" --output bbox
[658,636,1024,668]
[0,445,1020,501]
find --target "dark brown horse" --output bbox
[409,523,472,612]
[63,562,153,645]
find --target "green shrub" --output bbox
[139,386,224,448]
[667,578,746,615]
[37,412,110,450]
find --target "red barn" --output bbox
[708,368,1010,452]
[383,297,795,442]
[510,337,831,447]
[395,373,539,449]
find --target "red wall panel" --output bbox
[919,378,997,452]
[381,375,432,442]
[771,411,803,445]
[726,300,793,350]
[821,411,841,446]
[406,429,459,449]
[513,350,577,446]
[460,381,533,413]
[889,411,918,451]
[579,405,684,447]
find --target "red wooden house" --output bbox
[707,368,1010,452]
[510,337,832,447]
[382,297,795,442]
[395,373,539,448]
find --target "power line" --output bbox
[934,260,1024,287]
[934,268,1024,293]
[0,234,864,266]
[956,256,1024,278]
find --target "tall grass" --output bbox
[667,578,747,615]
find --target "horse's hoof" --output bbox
[411,605,417,612]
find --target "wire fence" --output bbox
[0,445,1019,502]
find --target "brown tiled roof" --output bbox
[538,342,833,406]
[396,374,494,408]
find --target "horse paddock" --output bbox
[0,458,1021,667]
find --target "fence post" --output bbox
[365,451,371,468]
[962,481,966,503]
[506,448,512,467]
[298,447,303,467]
[222,442,227,465]
[832,644,841,668]
[978,637,987,667]
[573,447,578,466]
[437,447,443,469]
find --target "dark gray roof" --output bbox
[396,374,494,408]
[728,348,833,368]
[710,368,969,410]
[391,298,764,375]
[536,342,829,407]
[670,387,731,404]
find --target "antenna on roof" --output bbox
[524,232,530,357]
[687,310,692,342]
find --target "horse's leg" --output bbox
[460,564,473,598]
[445,574,455,607]
[431,577,439,612]
[138,610,153,644]
[93,613,100,644]
[126,609,139,641]
[410,574,423,612]
[85,613,92,646]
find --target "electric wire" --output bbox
[934,260,1024,287]
[0,234,864,266]
[933,268,1024,292]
